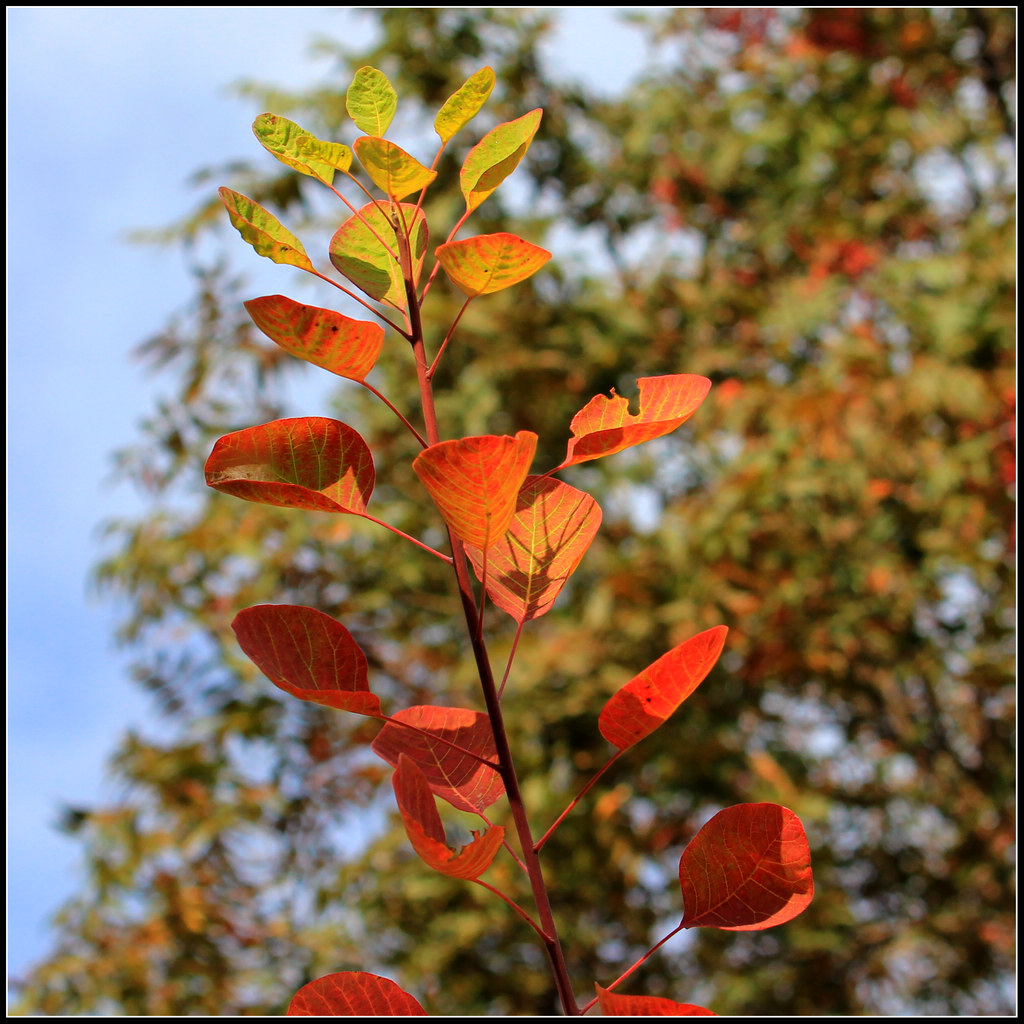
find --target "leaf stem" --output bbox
[357,379,428,447]
[427,295,473,379]
[470,878,545,941]
[307,267,409,337]
[577,922,686,1016]
[535,750,624,853]
[357,512,452,563]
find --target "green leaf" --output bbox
[329,202,428,311]
[346,66,397,136]
[435,233,551,297]
[460,108,542,213]
[251,113,352,185]
[434,66,496,144]
[353,137,437,200]
[217,187,313,271]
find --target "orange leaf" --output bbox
[232,605,381,717]
[372,705,504,813]
[558,375,712,469]
[599,626,728,751]
[679,803,814,930]
[412,431,537,549]
[205,417,374,515]
[435,233,551,297]
[393,755,505,880]
[465,476,602,622]
[244,294,384,381]
[287,971,425,1016]
[595,986,717,1016]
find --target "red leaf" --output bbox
[287,971,425,1016]
[205,417,374,515]
[679,803,814,930]
[371,705,504,814]
[244,294,384,381]
[412,431,538,549]
[435,233,551,297]
[595,986,717,1016]
[393,755,505,879]
[558,375,712,469]
[233,605,381,717]
[465,475,602,622]
[599,626,728,751]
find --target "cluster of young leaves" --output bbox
[204,65,813,1015]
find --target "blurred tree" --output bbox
[12,8,1014,1016]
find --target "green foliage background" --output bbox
[13,9,1015,1016]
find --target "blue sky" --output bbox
[7,5,655,985]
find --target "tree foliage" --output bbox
[13,8,1015,1016]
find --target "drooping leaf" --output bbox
[244,294,384,381]
[287,972,426,1016]
[217,187,313,271]
[557,374,713,470]
[371,705,504,814]
[595,986,717,1016]
[460,108,543,213]
[346,66,398,137]
[679,803,814,930]
[393,755,505,880]
[412,431,538,549]
[233,605,381,717]
[329,202,428,311]
[465,476,602,622]
[354,137,437,200]
[434,66,496,144]
[251,113,352,184]
[205,417,374,514]
[435,233,551,297]
[599,626,728,752]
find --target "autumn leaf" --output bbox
[679,803,814,930]
[464,475,602,622]
[393,755,505,880]
[205,417,374,515]
[435,233,551,297]
[354,137,437,200]
[460,108,543,212]
[244,294,384,382]
[434,66,496,143]
[288,972,425,1016]
[251,113,352,184]
[557,374,712,470]
[218,187,313,272]
[599,626,728,751]
[372,706,504,814]
[595,986,717,1016]
[233,605,381,717]
[329,202,428,311]
[346,66,397,137]
[412,431,538,549]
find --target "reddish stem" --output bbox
[577,922,686,1016]
[535,750,624,853]
[397,219,580,1016]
